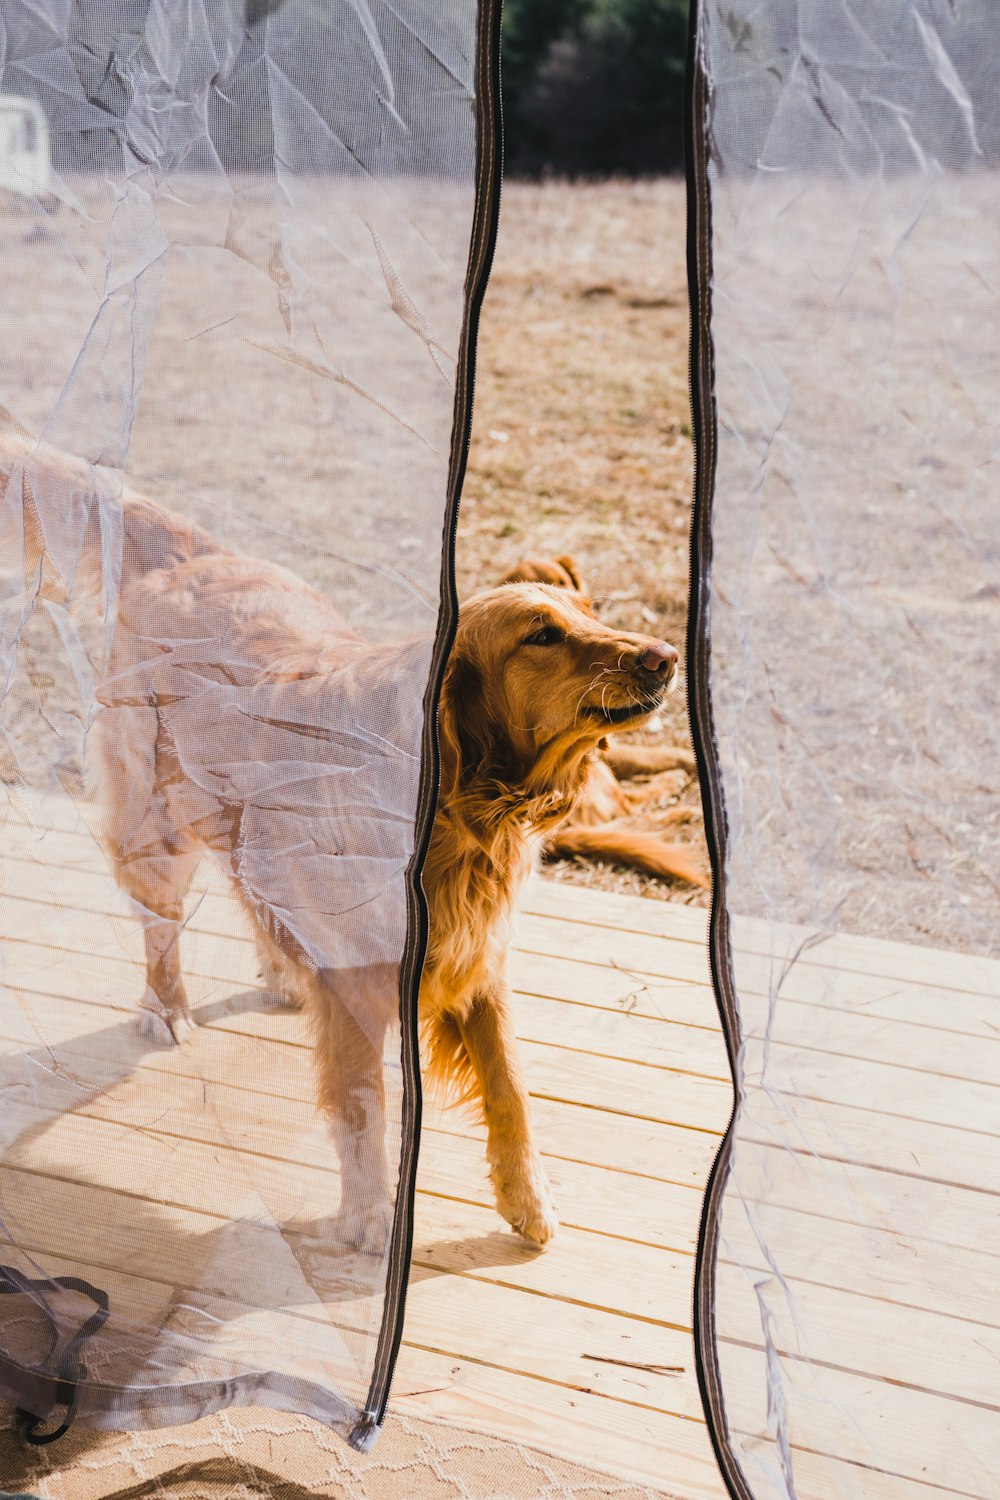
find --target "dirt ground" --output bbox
[459,180,710,907]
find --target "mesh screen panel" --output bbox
[690,5,1000,1498]
[0,0,490,1448]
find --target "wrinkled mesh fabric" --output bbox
[0,1,479,1442]
[696,4,999,1498]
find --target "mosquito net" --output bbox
[0,0,493,1450]
[688,4,1000,1498]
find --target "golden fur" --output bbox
[419,578,682,1243]
[499,556,707,889]
[5,437,683,1252]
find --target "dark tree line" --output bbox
[501,0,691,177]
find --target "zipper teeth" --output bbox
[359,0,505,1438]
[683,9,756,1500]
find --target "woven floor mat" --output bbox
[0,1404,681,1500]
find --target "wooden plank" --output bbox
[412,1194,694,1328]
[0,961,735,1135]
[1,973,995,1256]
[424,1119,713,1247]
[0,1161,698,1420]
[2,1191,986,1500]
[0,1171,380,1393]
[720,1340,999,1500]
[526,877,1000,998]
[0,977,722,1213]
[741,1089,1000,1196]
[5,1084,999,1413]
[734,1152,996,1257]
[737,990,1000,1090]
[395,1350,995,1500]
[4,791,999,1499]
[5,948,998,1259]
[5,1021,995,1333]
[397,1346,984,1500]
[715,1199,1000,1330]
[442,1089,720,1188]
[416,1200,1000,1422]
[393,1346,728,1499]
[736,1039,1000,1139]
[514,952,1000,1089]
[17,926,975,1156]
[719,1271,1000,1411]
[1,1092,700,1328]
[515,944,1000,1054]
[404,1275,998,1497]
[21,1144,693,1348]
[516,910,1000,1052]
[404,1271,699,1416]
[0,920,728,1078]
[515,994,1000,1195]
[729,1433,987,1500]
[8,1192,984,1500]
[515,993,730,1078]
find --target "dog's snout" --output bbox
[638,643,678,679]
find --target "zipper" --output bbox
[683,6,755,1500]
[351,0,505,1450]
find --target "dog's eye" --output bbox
[523,624,564,647]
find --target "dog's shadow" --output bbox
[408,1228,545,1285]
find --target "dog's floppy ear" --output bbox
[553,555,585,593]
[438,653,500,800]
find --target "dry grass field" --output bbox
[460,180,710,906]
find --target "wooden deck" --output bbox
[1,792,997,1499]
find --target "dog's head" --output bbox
[440,581,678,802]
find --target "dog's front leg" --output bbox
[459,984,557,1248]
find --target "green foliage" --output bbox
[502,0,691,177]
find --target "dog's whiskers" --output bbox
[574,670,611,721]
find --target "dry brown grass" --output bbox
[459,180,709,908]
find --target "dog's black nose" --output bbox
[638,643,678,679]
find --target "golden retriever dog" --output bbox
[6,437,683,1252]
[499,556,707,889]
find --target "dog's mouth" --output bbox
[585,687,666,726]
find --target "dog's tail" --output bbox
[548,820,710,889]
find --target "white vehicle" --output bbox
[0,94,51,198]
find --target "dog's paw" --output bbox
[166,1009,198,1044]
[493,1157,558,1249]
[139,999,197,1047]
[337,1197,395,1258]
